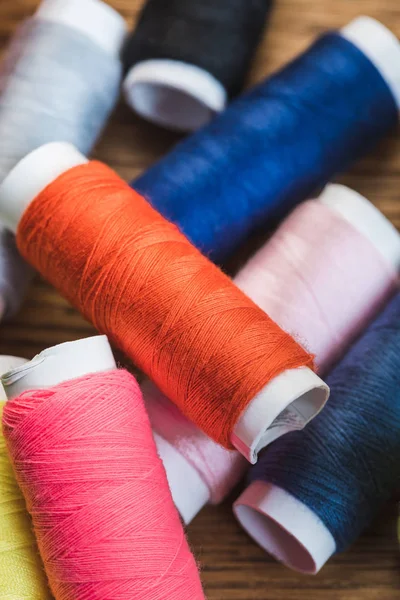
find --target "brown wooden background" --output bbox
[1,0,400,598]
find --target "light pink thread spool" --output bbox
[146,183,400,524]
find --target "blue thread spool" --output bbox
[133,17,400,262]
[235,292,400,574]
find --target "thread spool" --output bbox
[0,0,126,319]
[122,0,273,131]
[2,337,205,600]
[0,355,53,599]
[144,184,400,523]
[0,0,126,182]
[133,17,400,262]
[0,142,328,462]
[234,292,400,573]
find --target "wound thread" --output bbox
[133,28,399,260]
[0,0,125,318]
[122,0,273,130]
[0,14,122,183]
[0,403,53,599]
[246,292,400,565]
[3,369,205,600]
[0,354,52,600]
[145,186,400,519]
[15,159,315,450]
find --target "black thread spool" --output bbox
[122,0,274,131]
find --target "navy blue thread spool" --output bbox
[234,291,400,574]
[122,0,274,132]
[132,17,400,263]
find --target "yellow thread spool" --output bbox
[0,360,52,599]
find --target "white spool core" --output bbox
[153,432,210,524]
[234,482,336,574]
[0,356,27,401]
[36,0,127,57]
[233,367,328,464]
[319,184,400,273]
[2,336,116,399]
[341,17,400,109]
[0,142,88,234]
[123,59,227,132]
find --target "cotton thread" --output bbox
[0,13,122,182]
[0,0,125,318]
[145,189,400,516]
[122,0,273,130]
[0,355,52,600]
[234,196,399,371]
[15,159,315,450]
[3,369,205,600]
[247,292,400,561]
[0,402,53,600]
[145,380,247,505]
[133,24,399,261]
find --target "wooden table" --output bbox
[1,1,400,597]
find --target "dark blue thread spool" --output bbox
[133,18,400,262]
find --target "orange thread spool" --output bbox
[0,143,327,459]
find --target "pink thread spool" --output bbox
[145,183,400,524]
[2,337,205,600]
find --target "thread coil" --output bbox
[236,292,400,573]
[145,184,400,520]
[122,0,273,130]
[133,24,400,260]
[0,143,328,460]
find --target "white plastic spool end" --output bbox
[319,184,400,272]
[0,356,28,401]
[341,17,400,109]
[0,142,88,234]
[234,481,336,574]
[123,59,227,132]
[2,336,116,399]
[36,0,127,57]
[154,432,210,524]
[232,367,329,464]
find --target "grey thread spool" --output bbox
[122,0,274,131]
[0,0,126,182]
[0,0,126,320]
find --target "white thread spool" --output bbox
[0,141,328,463]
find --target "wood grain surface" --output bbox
[1,1,400,598]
